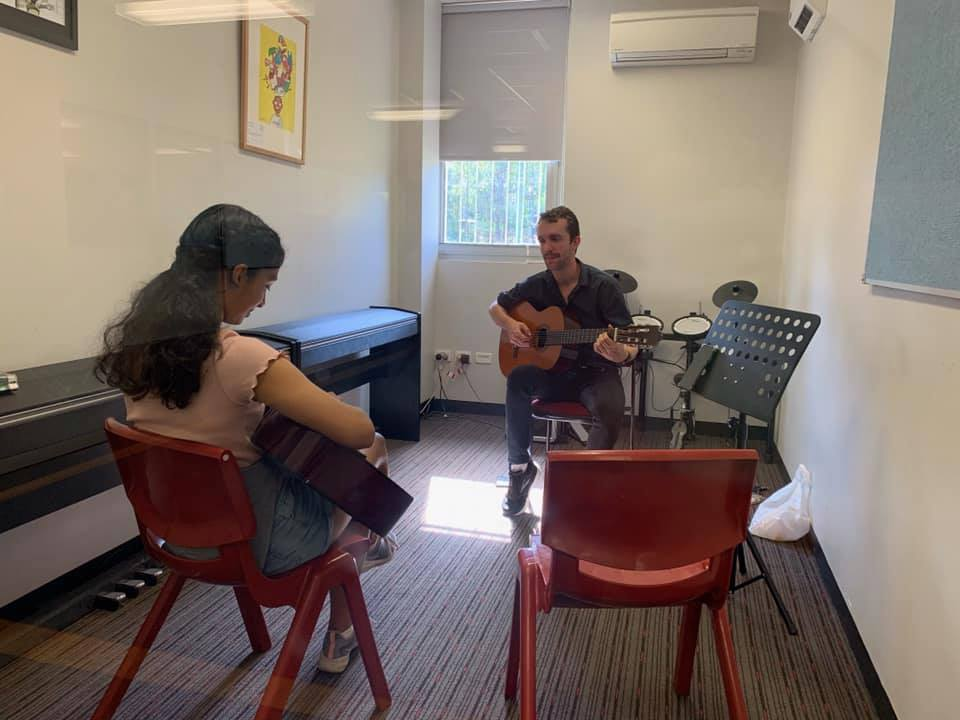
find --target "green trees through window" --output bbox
[443,160,555,245]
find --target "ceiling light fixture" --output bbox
[492,144,528,154]
[115,0,313,26]
[367,107,462,122]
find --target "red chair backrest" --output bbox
[541,449,758,572]
[104,418,257,551]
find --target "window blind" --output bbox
[440,6,570,161]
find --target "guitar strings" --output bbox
[540,328,656,345]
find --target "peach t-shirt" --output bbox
[124,329,280,466]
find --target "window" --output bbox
[443,160,558,246]
[440,3,569,252]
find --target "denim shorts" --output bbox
[256,454,338,575]
[163,453,337,577]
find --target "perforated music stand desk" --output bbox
[682,300,821,636]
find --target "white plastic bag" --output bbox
[748,464,812,542]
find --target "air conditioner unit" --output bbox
[610,7,759,68]
[788,0,826,42]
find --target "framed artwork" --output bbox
[240,14,309,165]
[0,0,77,50]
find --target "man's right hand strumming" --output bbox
[490,300,533,347]
[507,320,533,348]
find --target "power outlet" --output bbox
[456,351,471,364]
[475,352,493,365]
[435,349,450,362]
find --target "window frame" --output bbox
[438,159,562,259]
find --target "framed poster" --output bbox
[240,14,309,165]
[0,0,77,50]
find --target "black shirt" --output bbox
[497,260,632,368]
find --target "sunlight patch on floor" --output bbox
[421,475,542,540]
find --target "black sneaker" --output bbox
[501,463,538,516]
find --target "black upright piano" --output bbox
[239,307,421,442]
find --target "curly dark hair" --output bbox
[538,205,580,239]
[96,204,285,409]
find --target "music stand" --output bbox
[682,300,821,636]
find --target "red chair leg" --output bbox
[255,577,327,720]
[674,601,702,696]
[234,586,271,653]
[92,572,186,720]
[519,564,539,720]
[711,606,748,720]
[343,572,391,711]
[505,578,521,700]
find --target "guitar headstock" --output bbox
[618,325,662,348]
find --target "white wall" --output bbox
[0,0,398,604]
[0,0,397,372]
[778,2,960,717]
[433,0,800,422]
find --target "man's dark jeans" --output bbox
[505,364,625,466]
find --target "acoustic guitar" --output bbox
[499,301,661,377]
[252,409,413,537]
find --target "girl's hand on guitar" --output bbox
[595,328,629,363]
[509,320,533,348]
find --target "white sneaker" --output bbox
[317,626,358,674]
[359,534,398,574]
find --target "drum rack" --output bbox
[627,312,711,449]
[628,280,762,452]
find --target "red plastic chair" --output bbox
[505,449,758,720]
[530,399,597,452]
[93,418,390,720]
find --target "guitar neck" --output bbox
[539,327,628,346]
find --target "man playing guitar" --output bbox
[489,206,637,516]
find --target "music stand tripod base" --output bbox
[692,300,821,637]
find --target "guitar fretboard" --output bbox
[540,328,627,346]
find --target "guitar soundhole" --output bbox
[536,327,547,349]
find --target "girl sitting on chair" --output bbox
[96,203,394,674]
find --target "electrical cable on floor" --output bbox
[651,358,685,370]
[423,364,505,431]
[424,365,448,418]
[457,416,506,431]
[462,367,483,402]
[648,361,682,413]
[420,361,444,417]
[419,397,433,416]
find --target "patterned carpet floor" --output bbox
[0,414,878,719]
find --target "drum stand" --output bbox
[628,348,652,449]
[669,336,701,449]
[628,333,701,450]
[627,310,664,450]
[683,300,821,636]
